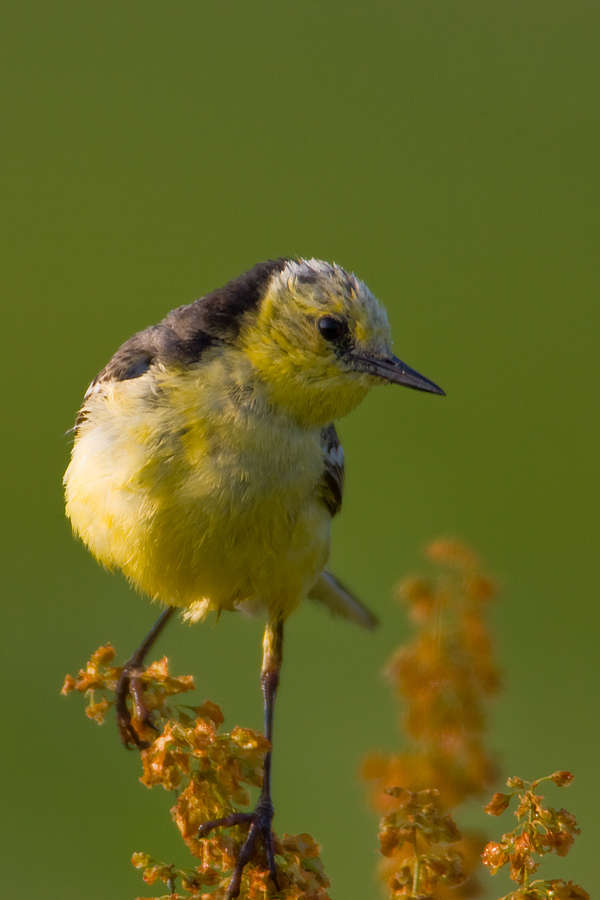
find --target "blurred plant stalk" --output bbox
[363,539,501,898]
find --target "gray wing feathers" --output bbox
[308,571,378,630]
[318,424,345,517]
[312,427,377,627]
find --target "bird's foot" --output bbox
[115,664,156,749]
[198,797,278,899]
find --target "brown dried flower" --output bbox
[482,773,588,900]
[64,648,331,899]
[363,540,500,898]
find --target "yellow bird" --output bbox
[64,258,444,896]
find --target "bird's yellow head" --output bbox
[238,258,443,427]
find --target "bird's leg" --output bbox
[198,615,284,899]
[115,606,176,749]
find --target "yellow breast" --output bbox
[64,353,331,621]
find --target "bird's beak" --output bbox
[348,352,445,395]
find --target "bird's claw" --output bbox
[115,665,156,750]
[198,799,278,899]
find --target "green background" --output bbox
[3,2,598,897]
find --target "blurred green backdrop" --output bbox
[2,2,598,897]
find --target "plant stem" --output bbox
[412,828,421,896]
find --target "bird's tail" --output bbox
[308,571,378,630]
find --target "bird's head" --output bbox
[238,258,444,427]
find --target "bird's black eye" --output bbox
[317,316,348,343]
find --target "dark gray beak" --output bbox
[349,353,445,395]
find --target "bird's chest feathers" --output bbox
[163,367,325,520]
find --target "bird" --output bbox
[64,257,444,896]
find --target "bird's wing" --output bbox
[312,426,378,628]
[308,570,378,630]
[71,261,291,434]
[74,326,162,432]
[72,322,215,432]
[318,423,345,517]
